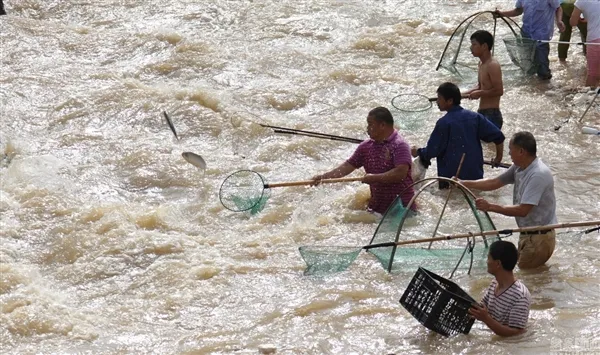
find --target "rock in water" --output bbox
[258,344,277,354]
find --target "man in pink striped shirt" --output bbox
[311,107,415,215]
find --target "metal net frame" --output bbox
[367,177,500,277]
[436,11,524,78]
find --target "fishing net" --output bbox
[390,94,436,132]
[503,37,537,75]
[391,94,433,112]
[298,246,362,276]
[436,11,524,78]
[367,180,500,274]
[219,170,271,214]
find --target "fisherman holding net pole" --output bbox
[411,82,506,190]
[458,132,557,270]
[311,107,416,215]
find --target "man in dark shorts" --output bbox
[462,30,504,130]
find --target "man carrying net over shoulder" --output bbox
[462,30,505,130]
[311,107,416,215]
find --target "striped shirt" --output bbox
[481,279,531,329]
[346,130,415,214]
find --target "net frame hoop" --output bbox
[218,169,267,212]
[391,93,433,113]
[380,177,483,272]
[435,11,523,72]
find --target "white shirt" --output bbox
[575,0,600,41]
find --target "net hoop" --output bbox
[391,94,433,112]
[219,170,267,212]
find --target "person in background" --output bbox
[411,82,505,189]
[469,240,531,337]
[558,0,588,63]
[458,131,557,269]
[311,107,415,215]
[496,0,566,80]
[570,0,600,87]
[463,30,505,130]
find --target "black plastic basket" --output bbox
[399,267,476,337]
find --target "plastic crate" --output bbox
[399,267,476,337]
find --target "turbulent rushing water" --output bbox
[1,0,599,354]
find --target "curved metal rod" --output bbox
[400,176,479,201]
[386,180,439,272]
[436,11,524,71]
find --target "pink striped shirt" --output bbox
[347,130,415,214]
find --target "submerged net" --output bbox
[367,182,500,274]
[299,246,362,276]
[436,11,523,78]
[219,170,271,214]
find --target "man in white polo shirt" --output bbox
[459,131,557,269]
[469,240,531,336]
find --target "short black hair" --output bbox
[489,241,519,271]
[437,82,461,106]
[510,131,537,156]
[368,107,394,125]
[471,30,494,50]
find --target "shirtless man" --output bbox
[462,30,504,130]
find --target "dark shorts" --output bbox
[478,108,503,130]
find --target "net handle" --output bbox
[364,220,600,250]
[427,153,466,249]
[266,176,363,188]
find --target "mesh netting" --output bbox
[367,181,500,273]
[503,37,537,74]
[391,94,433,112]
[436,11,523,78]
[298,246,362,276]
[219,170,271,214]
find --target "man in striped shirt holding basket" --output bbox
[469,241,532,336]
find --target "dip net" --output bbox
[299,178,500,277]
[366,178,500,275]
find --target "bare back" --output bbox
[478,58,503,110]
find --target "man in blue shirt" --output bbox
[497,0,566,80]
[411,82,505,189]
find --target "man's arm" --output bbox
[475,199,534,217]
[555,5,566,32]
[469,304,526,337]
[468,62,504,99]
[459,177,505,191]
[570,7,582,27]
[496,8,524,17]
[362,164,409,184]
[411,120,449,166]
[312,162,356,183]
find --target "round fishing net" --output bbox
[391,94,433,112]
[219,170,271,214]
[367,180,500,274]
[298,246,362,276]
[502,37,537,75]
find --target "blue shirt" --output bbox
[516,0,561,40]
[417,106,505,182]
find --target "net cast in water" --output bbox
[299,177,501,277]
